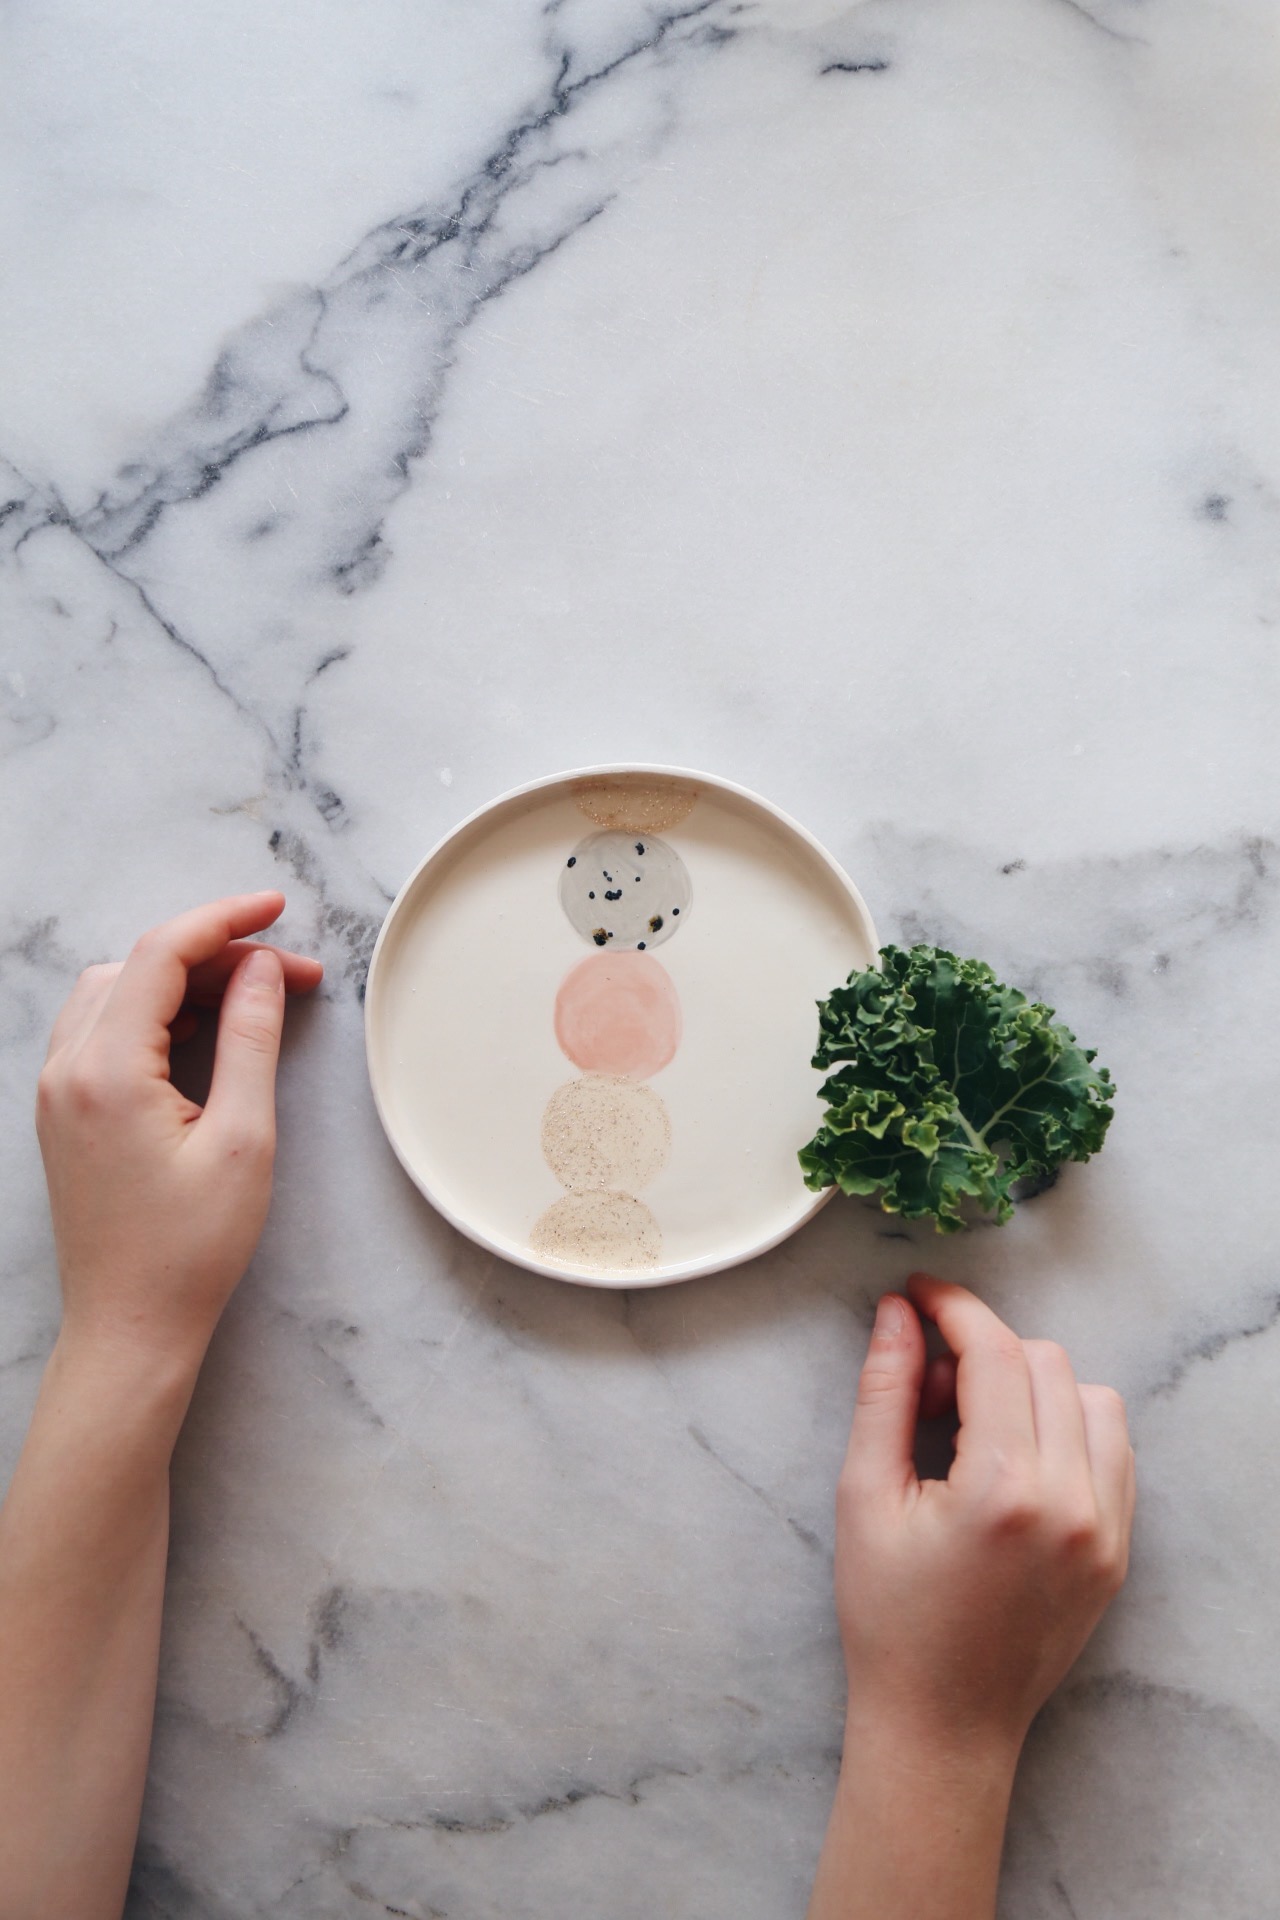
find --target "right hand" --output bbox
[835,1273,1135,1766]
[35,892,323,1374]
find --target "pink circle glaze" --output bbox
[554,952,682,1080]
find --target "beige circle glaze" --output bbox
[542,1075,670,1192]
[572,775,698,834]
[555,952,681,1080]
[530,1191,662,1272]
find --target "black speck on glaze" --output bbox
[559,827,690,952]
[637,941,646,950]
[592,928,610,947]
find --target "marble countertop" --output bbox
[4,1,1280,1913]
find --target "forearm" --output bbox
[807,1708,1018,1920]
[0,1332,200,1920]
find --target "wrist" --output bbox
[839,1698,1022,1805]
[810,1701,1019,1920]
[55,1282,217,1386]
[48,1323,205,1447]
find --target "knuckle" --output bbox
[227,1013,279,1056]
[77,961,117,985]
[1081,1383,1131,1440]
[1087,1536,1127,1597]
[1053,1500,1101,1557]
[981,1471,1040,1537]
[1024,1338,1070,1370]
[63,1058,116,1113]
[993,1499,1039,1540]
[990,1331,1028,1373]
[856,1358,903,1407]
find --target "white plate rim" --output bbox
[363,763,879,1288]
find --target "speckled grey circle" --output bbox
[559,831,691,951]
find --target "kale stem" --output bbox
[979,1070,1053,1141]
[956,1111,986,1153]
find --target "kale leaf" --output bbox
[798,945,1115,1233]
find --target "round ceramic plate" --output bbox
[364,766,877,1288]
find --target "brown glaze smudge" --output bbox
[572,776,698,834]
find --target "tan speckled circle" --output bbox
[571,776,698,834]
[541,1075,670,1192]
[530,1190,662,1272]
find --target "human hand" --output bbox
[35,893,323,1375]
[835,1273,1135,1769]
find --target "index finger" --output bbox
[99,893,288,1048]
[907,1273,1037,1465]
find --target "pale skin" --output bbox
[807,1278,1136,1920]
[0,893,323,1920]
[0,894,1135,1919]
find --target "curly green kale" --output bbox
[798,945,1115,1233]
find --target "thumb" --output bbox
[844,1293,926,1499]
[204,946,285,1147]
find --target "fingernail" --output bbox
[244,946,283,989]
[874,1294,907,1342]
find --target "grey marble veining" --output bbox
[4,1,1280,1914]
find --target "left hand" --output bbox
[35,892,323,1372]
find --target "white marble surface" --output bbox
[4,0,1280,1911]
